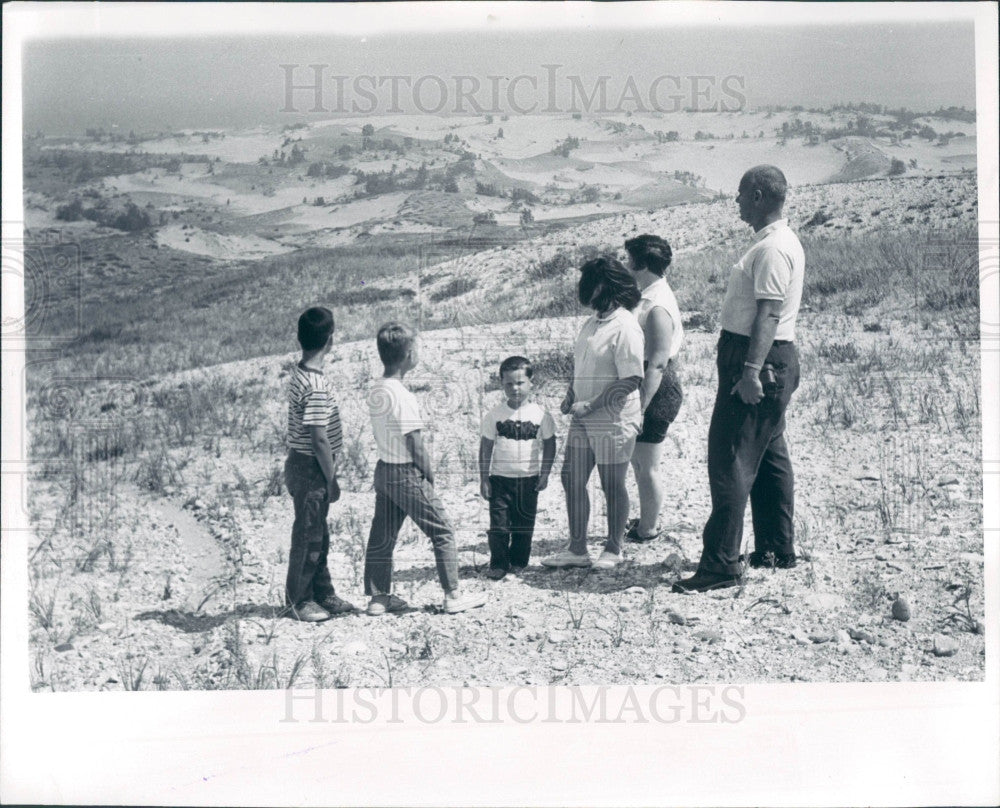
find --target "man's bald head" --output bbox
[740,165,787,211]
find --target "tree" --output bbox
[497,128,504,139]
[888,158,906,176]
[361,123,375,137]
[520,208,534,225]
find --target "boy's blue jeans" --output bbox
[284,451,336,606]
[363,461,459,596]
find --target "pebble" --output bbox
[932,635,959,657]
[624,586,646,595]
[848,628,876,644]
[662,553,684,571]
[809,633,833,644]
[791,629,810,646]
[855,469,880,481]
[835,629,853,645]
[54,642,74,652]
[694,629,723,644]
[654,669,669,679]
[666,611,688,626]
[550,658,568,671]
[869,667,889,682]
[696,654,711,666]
[937,475,961,487]
[547,631,568,644]
[891,597,911,622]
[97,622,117,632]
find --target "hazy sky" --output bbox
[22,23,977,134]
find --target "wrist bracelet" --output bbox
[744,361,762,371]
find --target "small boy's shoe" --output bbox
[592,550,623,570]
[671,572,741,594]
[290,600,330,622]
[318,594,359,615]
[366,594,410,616]
[509,565,527,574]
[443,591,488,614]
[540,550,592,568]
[485,567,507,580]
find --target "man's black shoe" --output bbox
[744,551,797,569]
[671,571,741,593]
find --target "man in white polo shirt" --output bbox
[674,165,804,593]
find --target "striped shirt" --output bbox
[286,363,343,457]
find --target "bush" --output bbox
[888,158,906,176]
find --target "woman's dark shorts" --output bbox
[637,360,683,444]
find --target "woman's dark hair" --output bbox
[624,234,672,277]
[578,256,641,312]
[297,306,335,351]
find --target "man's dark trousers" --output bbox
[699,330,800,576]
[487,475,540,570]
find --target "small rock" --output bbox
[869,667,888,682]
[791,629,810,645]
[696,654,711,666]
[674,640,694,654]
[875,552,888,561]
[97,622,117,632]
[945,489,966,503]
[624,586,646,595]
[891,597,911,622]
[666,611,688,626]
[547,631,568,644]
[54,642,74,652]
[550,658,568,672]
[937,475,961,487]
[654,669,669,679]
[619,604,631,613]
[848,628,875,644]
[694,629,723,644]
[855,469,880,481]
[193,498,206,510]
[809,633,833,644]
[932,635,959,657]
[835,629,853,645]
[663,553,684,571]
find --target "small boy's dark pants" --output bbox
[488,475,539,570]
[364,461,459,596]
[285,451,336,606]
[699,330,800,577]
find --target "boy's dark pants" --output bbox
[699,330,800,577]
[363,461,459,596]
[285,451,336,606]
[488,475,539,570]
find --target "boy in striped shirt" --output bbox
[284,306,358,622]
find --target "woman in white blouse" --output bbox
[541,256,645,571]
[623,234,684,543]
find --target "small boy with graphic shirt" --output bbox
[284,306,358,622]
[479,356,556,579]
[363,322,487,616]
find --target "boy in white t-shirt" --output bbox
[363,322,487,616]
[479,356,556,579]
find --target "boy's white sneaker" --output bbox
[443,591,487,614]
[540,550,592,568]
[593,551,623,570]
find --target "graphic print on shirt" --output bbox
[495,420,540,441]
